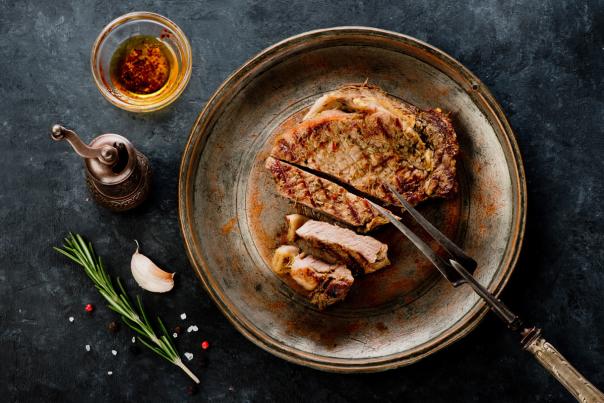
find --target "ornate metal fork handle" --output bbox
[519,327,604,402]
[448,260,604,402]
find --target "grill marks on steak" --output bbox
[296,220,390,274]
[265,156,389,232]
[270,84,459,206]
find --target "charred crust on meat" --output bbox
[265,157,389,232]
[268,84,459,213]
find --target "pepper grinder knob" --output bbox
[51,124,151,212]
[51,124,119,166]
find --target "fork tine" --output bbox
[368,201,465,286]
[385,183,477,272]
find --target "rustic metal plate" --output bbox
[178,27,526,372]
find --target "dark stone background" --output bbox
[1,0,602,401]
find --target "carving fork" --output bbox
[369,184,604,402]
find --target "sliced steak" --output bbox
[290,254,354,310]
[271,84,459,206]
[265,156,389,232]
[296,220,389,274]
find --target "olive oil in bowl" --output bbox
[91,12,192,112]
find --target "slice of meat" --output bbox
[290,253,354,310]
[296,220,389,274]
[265,156,389,232]
[271,84,459,206]
[290,254,336,290]
[309,266,354,310]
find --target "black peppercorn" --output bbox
[107,321,120,334]
[186,384,199,396]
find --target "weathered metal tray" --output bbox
[178,27,526,372]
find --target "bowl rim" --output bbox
[90,11,192,113]
[178,26,527,372]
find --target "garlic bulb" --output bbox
[131,240,175,293]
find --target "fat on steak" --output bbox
[270,84,459,206]
[265,156,389,232]
[290,253,354,310]
[296,220,389,274]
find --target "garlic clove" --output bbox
[285,214,309,243]
[131,240,175,293]
[271,245,300,274]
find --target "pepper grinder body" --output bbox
[51,125,151,212]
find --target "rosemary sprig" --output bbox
[54,233,199,384]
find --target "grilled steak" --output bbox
[270,84,459,206]
[290,253,354,310]
[296,220,389,274]
[265,156,389,232]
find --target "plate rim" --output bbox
[178,26,527,372]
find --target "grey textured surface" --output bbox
[0,0,602,402]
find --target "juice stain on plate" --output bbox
[110,35,177,97]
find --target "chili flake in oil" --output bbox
[110,35,171,95]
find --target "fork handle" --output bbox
[523,332,604,402]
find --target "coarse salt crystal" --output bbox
[184,352,194,361]
[132,337,136,343]
[173,332,178,338]
[85,345,91,352]
[180,313,187,320]
[111,350,117,356]
[68,317,74,322]
[107,371,113,376]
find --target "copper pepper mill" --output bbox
[51,124,151,212]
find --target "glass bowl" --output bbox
[91,12,192,112]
